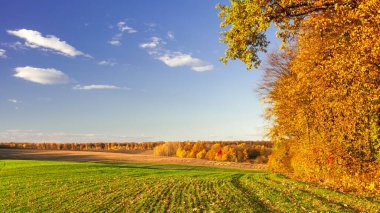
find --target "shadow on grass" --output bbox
[231,174,272,212]
[254,175,361,212]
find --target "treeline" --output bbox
[218,0,379,192]
[153,142,272,163]
[0,141,271,154]
[0,142,163,151]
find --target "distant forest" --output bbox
[0,141,272,163]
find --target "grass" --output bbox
[0,160,379,212]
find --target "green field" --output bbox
[0,160,379,212]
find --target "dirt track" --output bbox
[0,149,267,170]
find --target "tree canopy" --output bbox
[218,0,380,193]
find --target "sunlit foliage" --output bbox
[153,142,180,156]
[154,141,272,163]
[218,0,380,192]
[0,141,272,164]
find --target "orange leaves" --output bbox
[218,0,380,193]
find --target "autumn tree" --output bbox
[196,149,207,159]
[205,144,222,160]
[218,0,380,192]
[153,142,179,157]
[176,146,188,158]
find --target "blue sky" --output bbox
[0,0,280,142]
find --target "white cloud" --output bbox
[139,37,162,49]
[191,65,214,72]
[109,40,121,46]
[7,99,23,110]
[111,33,123,45]
[98,59,116,66]
[14,66,70,85]
[158,52,201,67]
[117,21,137,33]
[139,36,213,72]
[0,49,7,58]
[109,21,136,46]
[3,41,27,50]
[73,84,122,90]
[8,99,21,104]
[7,29,85,57]
[158,52,214,72]
[167,31,175,40]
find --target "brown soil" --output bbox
[0,148,267,170]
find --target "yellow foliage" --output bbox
[175,146,188,158]
[218,0,380,193]
[196,149,207,159]
[153,142,179,157]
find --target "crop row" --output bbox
[0,160,378,212]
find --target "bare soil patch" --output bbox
[0,148,267,170]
